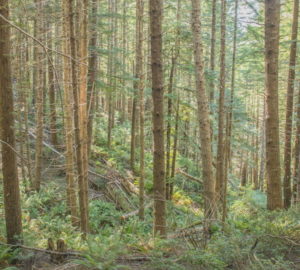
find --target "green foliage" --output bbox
[89,200,122,233]
[74,235,128,270]
[0,247,20,269]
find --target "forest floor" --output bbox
[1,133,300,270]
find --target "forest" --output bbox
[0,0,300,269]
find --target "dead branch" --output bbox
[176,169,202,184]
[0,241,82,257]
[120,202,153,220]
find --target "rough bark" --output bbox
[136,0,145,220]
[209,0,217,102]
[283,0,299,208]
[0,0,23,244]
[293,82,300,202]
[264,0,283,210]
[47,27,58,147]
[191,0,216,219]
[215,0,227,205]
[150,0,166,236]
[33,0,45,192]
[62,0,78,226]
[223,0,238,221]
[87,0,99,157]
[77,0,89,234]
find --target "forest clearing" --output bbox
[0,0,300,269]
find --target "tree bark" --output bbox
[62,0,78,226]
[264,0,283,210]
[0,0,23,244]
[215,0,227,206]
[209,0,217,102]
[87,0,99,157]
[77,0,89,234]
[190,0,216,219]
[283,0,299,208]
[150,0,166,236]
[47,26,58,147]
[136,0,145,220]
[33,0,45,192]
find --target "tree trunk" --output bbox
[264,0,283,210]
[77,0,89,234]
[293,82,300,202]
[47,26,58,147]
[166,56,176,200]
[150,0,166,236]
[283,0,299,208]
[215,0,227,205]
[259,97,266,191]
[62,0,78,226]
[191,0,216,219]
[209,0,217,102]
[33,0,45,191]
[170,97,180,199]
[223,0,238,221]
[87,0,99,157]
[0,0,23,244]
[136,0,145,220]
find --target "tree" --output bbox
[62,0,78,226]
[264,0,283,210]
[209,0,217,102]
[0,0,23,244]
[216,0,227,207]
[33,0,45,191]
[283,0,299,209]
[77,0,90,234]
[150,0,166,236]
[190,0,216,219]
[87,0,99,157]
[136,0,145,220]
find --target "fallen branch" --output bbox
[120,202,153,220]
[176,169,202,184]
[0,242,82,257]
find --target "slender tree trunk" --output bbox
[87,0,99,157]
[253,96,260,190]
[68,0,89,233]
[0,0,23,244]
[62,0,78,226]
[130,95,137,171]
[216,0,227,205]
[33,0,45,191]
[78,0,89,234]
[136,0,145,220]
[223,0,238,222]
[259,98,266,191]
[241,161,248,187]
[48,27,58,147]
[209,0,217,102]
[283,0,299,208]
[264,0,283,210]
[150,0,166,236]
[166,55,176,199]
[293,82,300,202]
[170,97,180,199]
[191,0,216,219]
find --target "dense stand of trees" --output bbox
[1,0,300,245]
